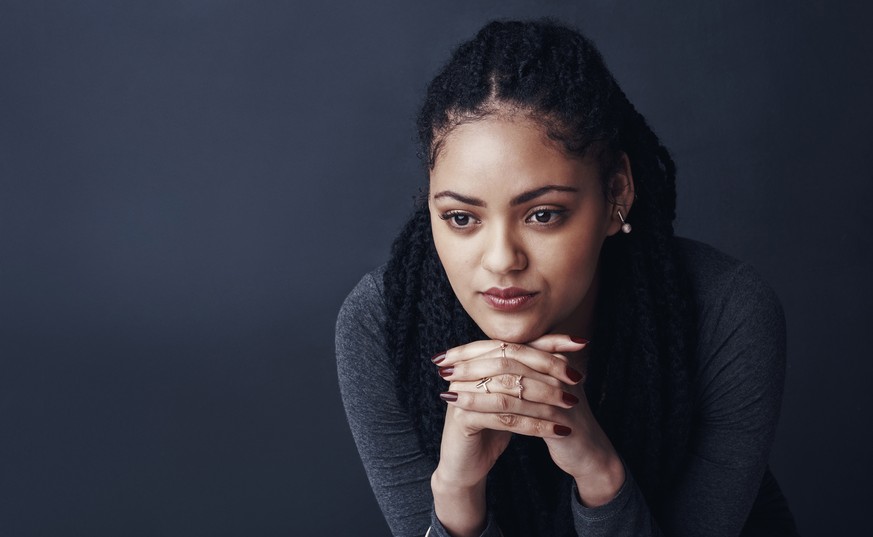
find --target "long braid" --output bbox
[385,19,696,535]
[384,205,484,463]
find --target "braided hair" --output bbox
[383,19,696,535]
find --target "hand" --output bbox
[435,334,625,507]
[428,334,588,536]
[432,335,587,488]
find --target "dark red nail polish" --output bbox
[570,336,590,345]
[566,366,584,383]
[554,425,572,437]
[431,352,446,365]
[562,392,580,405]
[438,367,454,378]
[440,392,458,402]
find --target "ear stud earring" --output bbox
[618,210,632,234]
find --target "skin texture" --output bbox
[426,114,634,536]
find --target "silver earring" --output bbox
[618,210,632,234]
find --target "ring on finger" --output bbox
[499,342,507,359]
[475,377,492,394]
[515,374,524,400]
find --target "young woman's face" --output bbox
[428,116,630,343]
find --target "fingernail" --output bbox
[431,352,446,365]
[554,425,572,437]
[438,367,454,378]
[562,392,580,405]
[566,366,584,383]
[570,336,590,345]
[440,391,458,402]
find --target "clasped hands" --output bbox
[432,334,625,508]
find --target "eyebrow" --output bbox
[432,185,579,207]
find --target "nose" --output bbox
[481,223,527,274]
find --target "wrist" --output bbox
[431,470,487,537]
[431,467,487,502]
[572,450,625,507]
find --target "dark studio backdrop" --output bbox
[1,1,870,535]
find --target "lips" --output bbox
[481,287,539,312]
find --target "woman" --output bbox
[337,19,797,537]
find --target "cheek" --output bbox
[532,229,604,295]
[552,250,598,292]
[430,223,473,285]
[535,223,602,267]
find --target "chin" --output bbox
[478,318,548,344]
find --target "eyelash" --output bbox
[526,208,567,226]
[439,210,479,229]
[438,207,568,231]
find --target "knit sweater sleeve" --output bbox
[570,254,787,536]
[336,270,502,537]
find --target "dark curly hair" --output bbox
[383,19,696,535]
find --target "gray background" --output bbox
[1,1,870,535]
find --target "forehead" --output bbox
[430,116,600,195]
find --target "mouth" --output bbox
[481,287,539,312]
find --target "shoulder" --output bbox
[674,237,784,329]
[336,265,388,332]
[674,238,786,420]
[336,265,390,371]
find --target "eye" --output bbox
[439,210,479,229]
[452,214,470,226]
[525,208,566,225]
[532,210,553,223]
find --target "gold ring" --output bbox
[499,342,507,359]
[475,377,492,393]
[515,374,524,400]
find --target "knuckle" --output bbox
[497,357,512,371]
[462,417,479,437]
[499,374,516,389]
[508,343,523,353]
[530,419,544,435]
[497,394,512,412]
[548,355,563,374]
[497,413,518,427]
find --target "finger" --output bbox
[432,335,589,367]
[439,391,572,438]
[526,334,589,354]
[431,339,505,366]
[450,375,580,408]
[441,346,584,385]
[440,357,563,387]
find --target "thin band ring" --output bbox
[515,374,524,400]
[499,342,507,359]
[475,377,492,393]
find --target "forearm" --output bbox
[431,470,487,537]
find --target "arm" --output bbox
[336,272,432,535]
[569,262,786,536]
[660,262,786,535]
[336,271,503,537]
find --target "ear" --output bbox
[605,153,635,236]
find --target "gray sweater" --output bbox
[336,238,797,536]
